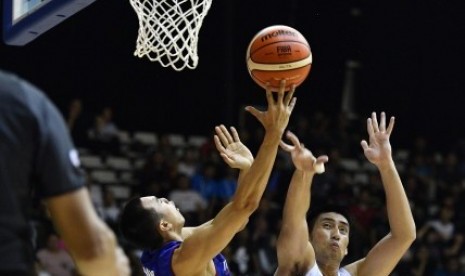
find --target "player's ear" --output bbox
[344,247,348,256]
[159,219,172,232]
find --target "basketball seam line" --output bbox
[247,54,313,71]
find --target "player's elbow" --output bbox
[392,223,416,245]
[232,198,260,214]
[406,220,417,242]
[407,226,417,243]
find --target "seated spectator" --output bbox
[177,146,200,178]
[88,107,120,154]
[99,189,121,232]
[168,173,207,225]
[36,233,75,276]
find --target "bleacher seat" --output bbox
[80,155,105,170]
[90,169,118,184]
[167,134,186,147]
[133,131,158,146]
[187,135,208,147]
[338,158,360,171]
[106,156,132,171]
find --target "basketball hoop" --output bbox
[129,0,213,71]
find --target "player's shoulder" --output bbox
[0,69,50,112]
[343,258,365,276]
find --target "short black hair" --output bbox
[307,203,351,233]
[119,197,163,250]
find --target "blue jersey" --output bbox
[141,241,231,276]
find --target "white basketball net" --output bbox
[129,0,213,71]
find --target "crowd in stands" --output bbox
[32,99,465,275]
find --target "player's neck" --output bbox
[164,229,183,242]
[317,260,341,276]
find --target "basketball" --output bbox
[246,25,312,91]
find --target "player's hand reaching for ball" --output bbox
[245,80,296,137]
[214,125,254,170]
[280,130,328,174]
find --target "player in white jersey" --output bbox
[274,112,416,276]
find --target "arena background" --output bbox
[0,0,464,148]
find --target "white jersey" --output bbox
[305,263,351,276]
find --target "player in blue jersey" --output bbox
[274,112,416,276]
[120,80,296,276]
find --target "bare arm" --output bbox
[173,82,296,274]
[346,112,416,276]
[45,187,130,276]
[275,131,328,275]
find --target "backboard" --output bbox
[3,0,97,46]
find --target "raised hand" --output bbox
[361,112,395,167]
[280,130,328,174]
[245,80,297,135]
[214,125,254,170]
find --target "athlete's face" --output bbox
[310,212,350,264]
[140,196,185,226]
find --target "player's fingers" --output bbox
[285,130,301,147]
[277,80,285,103]
[280,140,293,152]
[245,106,262,121]
[386,116,395,135]
[316,155,329,164]
[360,140,369,151]
[265,83,274,105]
[230,126,241,142]
[214,135,226,152]
[220,153,234,166]
[284,84,296,106]
[215,125,229,146]
[288,97,297,113]
[379,112,386,131]
[371,112,380,133]
[367,118,375,137]
[220,124,234,144]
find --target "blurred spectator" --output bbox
[36,233,75,276]
[229,229,255,275]
[168,173,207,226]
[99,189,121,232]
[177,146,200,178]
[137,151,172,195]
[66,98,91,148]
[190,161,220,201]
[251,215,278,275]
[88,107,121,154]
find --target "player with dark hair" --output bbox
[0,69,130,275]
[274,112,416,276]
[119,81,296,276]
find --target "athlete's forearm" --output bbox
[378,160,416,240]
[232,131,281,211]
[282,170,314,227]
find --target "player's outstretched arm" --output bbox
[346,112,416,276]
[173,81,296,274]
[275,131,328,275]
[180,125,254,239]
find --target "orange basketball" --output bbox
[246,25,312,91]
